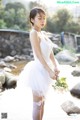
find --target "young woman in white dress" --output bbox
[18,7,60,120]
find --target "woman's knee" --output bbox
[33,94,45,107]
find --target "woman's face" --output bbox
[32,12,46,29]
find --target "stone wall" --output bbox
[63,32,78,51]
[75,35,80,52]
[51,32,80,52]
[0,29,32,57]
[0,29,79,58]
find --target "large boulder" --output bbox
[3,72,17,89]
[70,83,80,98]
[55,50,77,64]
[52,43,61,54]
[61,100,80,115]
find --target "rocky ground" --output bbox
[0,53,80,120]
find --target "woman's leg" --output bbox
[33,101,41,120]
[40,101,45,120]
[32,94,45,120]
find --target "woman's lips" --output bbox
[41,24,44,26]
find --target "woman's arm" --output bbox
[30,30,56,80]
[50,50,60,76]
[50,51,57,67]
[30,30,51,72]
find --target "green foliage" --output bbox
[64,22,80,34]
[78,16,80,24]
[0,1,1,8]
[46,8,72,33]
[0,19,7,28]
[5,2,26,11]
[0,2,28,30]
[29,1,42,10]
[3,9,15,27]
[28,1,47,12]
[46,8,80,34]
[53,77,68,90]
[0,1,44,30]
[0,1,80,33]
[46,17,54,32]
[0,0,4,14]
[10,24,20,30]
[5,2,28,30]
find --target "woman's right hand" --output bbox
[49,69,57,80]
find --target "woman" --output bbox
[18,7,59,120]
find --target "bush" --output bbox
[0,19,7,29]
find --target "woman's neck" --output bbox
[32,26,41,32]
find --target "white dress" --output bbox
[18,30,55,97]
[1,31,75,120]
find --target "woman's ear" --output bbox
[31,18,34,24]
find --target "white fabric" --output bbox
[18,30,55,97]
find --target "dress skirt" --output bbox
[18,60,54,97]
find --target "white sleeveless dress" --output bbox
[1,31,71,120]
[18,30,55,97]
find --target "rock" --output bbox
[0,81,2,88]
[53,43,61,54]
[14,55,27,60]
[10,50,17,56]
[0,60,17,70]
[0,72,5,91]
[55,50,77,64]
[7,64,17,69]
[71,69,80,77]
[76,54,80,60]
[70,83,80,98]
[14,54,33,61]
[4,56,14,62]
[0,72,5,85]
[4,67,12,72]
[3,72,17,89]
[70,58,79,67]
[0,61,7,67]
[61,100,80,115]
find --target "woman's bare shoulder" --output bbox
[30,29,38,37]
[30,29,40,44]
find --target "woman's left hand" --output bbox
[54,67,60,80]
